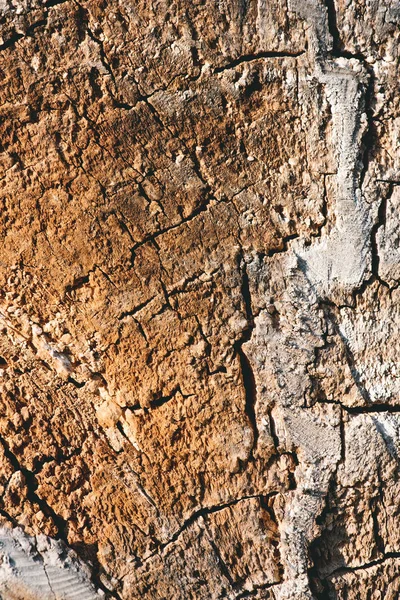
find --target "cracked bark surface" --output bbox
[0,0,399,598]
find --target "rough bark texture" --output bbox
[0,0,399,598]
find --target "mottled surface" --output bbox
[0,0,399,598]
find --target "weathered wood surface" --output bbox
[0,0,399,598]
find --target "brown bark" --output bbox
[0,0,399,598]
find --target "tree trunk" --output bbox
[0,0,399,598]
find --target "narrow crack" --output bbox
[118,296,157,320]
[326,551,400,579]
[150,386,194,409]
[214,50,306,73]
[43,563,57,600]
[0,507,17,526]
[264,233,299,259]
[345,404,400,415]
[369,187,389,284]
[234,254,258,462]
[130,197,219,264]
[0,434,69,541]
[324,0,341,54]
[136,492,279,567]
[236,349,258,459]
[0,20,46,52]
[313,389,400,414]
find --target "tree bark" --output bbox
[0,0,399,598]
